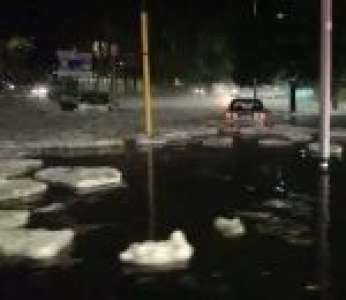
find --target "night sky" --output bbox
[0,0,311,47]
[1,0,345,84]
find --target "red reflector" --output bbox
[254,112,266,120]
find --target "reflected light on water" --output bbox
[318,173,331,300]
[146,146,155,240]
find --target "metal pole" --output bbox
[253,0,257,99]
[141,0,153,137]
[319,0,332,170]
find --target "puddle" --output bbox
[0,138,344,300]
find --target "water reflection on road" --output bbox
[318,173,331,300]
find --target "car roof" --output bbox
[228,98,265,111]
[231,98,262,103]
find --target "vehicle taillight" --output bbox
[225,112,231,120]
[232,113,238,120]
[254,112,266,121]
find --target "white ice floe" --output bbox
[214,217,246,238]
[161,130,191,141]
[0,159,43,179]
[0,229,75,261]
[202,137,233,148]
[307,142,343,157]
[0,210,30,228]
[256,219,313,247]
[119,230,194,267]
[35,167,123,191]
[0,179,47,202]
[184,127,218,137]
[134,134,168,147]
[34,203,65,213]
[263,199,292,210]
[331,128,346,140]
[235,210,273,221]
[258,138,293,148]
[24,138,124,150]
[78,103,112,112]
[283,132,312,143]
[239,127,261,137]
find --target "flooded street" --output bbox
[0,136,345,300]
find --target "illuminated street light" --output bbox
[276,12,286,20]
[253,0,257,99]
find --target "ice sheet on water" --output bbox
[134,134,168,147]
[35,166,123,192]
[0,229,75,261]
[0,179,47,202]
[0,159,43,179]
[119,230,194,272]
[214,217,246,238]
[258,138,293,148]
[202,137,233,148]
[308,142,343,157]
[0,210,30,228]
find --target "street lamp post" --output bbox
[253,0,258,99]
[140,0,153,137]
[319,0,332,170]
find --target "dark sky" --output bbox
[0,0,251,41]
[1,0,343,45]
[0,1,138,48]
[1,0,345,83]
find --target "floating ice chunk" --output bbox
[161,130,191,142]
[0,159,43,179]
[35,167,123,192]
[239,127,261,137]
[256,219,313,246]
[0,229,75,261]
[34,203,65,213]
[134,134,168,147]
[235,210,273,221]
[214,217,246,238]
[331,128,346,140]
[0,179,47,202]
[24,139,124,152]
[307,142,343,157]
[202,137,233,148]
[78,103,112,112]
[258,138,293,148]
[119,230,194,267]
[263,199,292,209]
[0,210,30,228]
[184,127,218,137]
[283,132,312,143]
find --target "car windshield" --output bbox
[229,99,264,111]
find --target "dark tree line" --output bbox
[1,0,346,90]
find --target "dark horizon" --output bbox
[0,0,345,84]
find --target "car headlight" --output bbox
[31,85,49,98]
[192,87,206,95]
[8,83,15,90]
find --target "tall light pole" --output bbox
[253,0,258,99]
[141,0,153,137]
[319,0,332,170]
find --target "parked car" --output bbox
[0,77,15,92]
[222,98,272,128]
